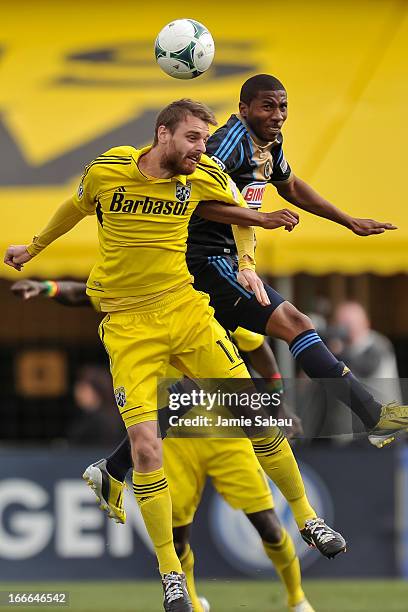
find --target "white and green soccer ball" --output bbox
[155,19,215,79]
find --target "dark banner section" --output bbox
[0,446,399,580]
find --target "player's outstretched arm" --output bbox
[4,198,87,272]
[276,175,397,235]
[11,279,90,306]
[196,201,299,231]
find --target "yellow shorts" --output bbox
[232,327,264,353]
[99,284,249,428]
[164,437,274,527]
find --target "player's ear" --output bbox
[239,101,248,119]
[157,125,169,144]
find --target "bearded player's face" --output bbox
[240,90,288,143]
[160,114,209,175]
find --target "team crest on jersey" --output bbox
[114,386,127,408]
[264,161,272,180]
[176,181,192,202]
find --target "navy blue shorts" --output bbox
[187,255,285,334]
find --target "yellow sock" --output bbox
[133,467,182,575]
[263,529,304,607]
[179,544,203,612]
[252,436,316,530]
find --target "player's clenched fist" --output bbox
[260,209,299,232]
[4,245,32,271]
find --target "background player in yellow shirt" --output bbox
[4,99,300,612]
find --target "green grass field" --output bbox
[1,580,408,612]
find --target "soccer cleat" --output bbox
[368,402,408,448]
[162,572,192,611]
[301,518,346,559]
[82,458,126,524]
[289,599,315,612]
[198,596,210,612]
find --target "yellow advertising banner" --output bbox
[1,0,407,277]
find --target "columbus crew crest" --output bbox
[176,181,192,202]
[114,386,127,408]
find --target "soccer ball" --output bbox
[155,19,215,79]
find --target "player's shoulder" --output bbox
[93,145,136,165]
[193,154,230,190]
[83,146,136,180]
[206,114,248,164]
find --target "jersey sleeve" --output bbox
[197,157,247,207]
[72,162,100,215]
[206,125,245,174]
[269,138,293,184]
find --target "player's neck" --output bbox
[138,148,173,179]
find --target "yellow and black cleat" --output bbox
[83,458,127,524]
[368,402,408,448]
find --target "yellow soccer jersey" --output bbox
[72,145,249,309]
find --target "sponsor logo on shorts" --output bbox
[115,386,127,408]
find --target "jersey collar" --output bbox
[133,145,188,185]
[235,113,279,149]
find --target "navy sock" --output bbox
[290,330,381,430]
[106,436,132,481]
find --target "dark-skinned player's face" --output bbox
[239,90,288,142]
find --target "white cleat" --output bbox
[198,597,210,612]
[82,458,126,524]
[289,599,315,612]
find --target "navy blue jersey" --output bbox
[187,114,292,257]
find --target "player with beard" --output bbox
[4,98,303,612]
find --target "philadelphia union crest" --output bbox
[176,181,192,202]
[114,386,127,408]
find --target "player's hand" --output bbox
[260,209,299,232]
[349,218,397,236]
[11,279,44,300]
[4,245,32,271]
[237,270,270,306]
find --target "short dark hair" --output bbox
[153,99,217,145]
[240,74,286,105]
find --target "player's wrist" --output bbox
[238,255,256,272]
[41,280,59,298]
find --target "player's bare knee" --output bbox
[267,302,314,342]
[133,437,161,470]
[246,509,282,544]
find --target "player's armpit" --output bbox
[27,197,88,257]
